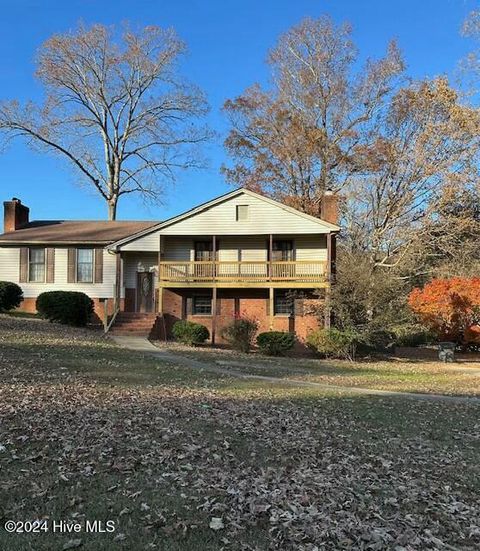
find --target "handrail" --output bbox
[159,260,327,282]
[105,306,120,334]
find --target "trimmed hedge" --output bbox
[36,291,94,326]
[257,331,295,356]
[0,281,23,312]
[172,320,209,346]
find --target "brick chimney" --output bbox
[320,190,339,225]
[4,198,30,233]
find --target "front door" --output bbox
[136,272,154,313]
[194,241,215,279]
[272,240,295,278]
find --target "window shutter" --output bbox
[266,297,270,316]
[94,248,103,283]
[67,248,76,283]
[19,247,28,283]
[46,248,55,283]
[216,297,221,315]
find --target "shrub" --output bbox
[257,331,295,356]
[0,281,23,312]
[391,324,433,347]
[221,316,259,352]
[172,320,209,346]
[36,291,94,326]
[358,328,396,353]
[307,328,359,361]
[408,277,480,342]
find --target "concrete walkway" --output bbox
[110,336,480,405]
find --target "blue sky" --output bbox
[0,0,477,221]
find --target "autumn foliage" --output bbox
[408,278,480,341]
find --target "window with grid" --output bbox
[29,248,45,282]
[77,249,94,283]
[192,295,212,315]
[274,291,293,315]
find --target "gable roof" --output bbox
[0,220,158,245]
[110,188,340,250]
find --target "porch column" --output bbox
[212,287,217,345]
[114,252,121,311]
[158,235,163,313]
[158,287,164,314]
[269,287,274,330]
[212,235,217,280]
[324,233,334,328]
[268,234,273,280]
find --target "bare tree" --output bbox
[0,23,210,219]
[343,77,480,270]
[222,16,404,216]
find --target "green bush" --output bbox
[257,331,295,356]
[221,316,259,352]
[307,328,359,361]
[357,328,396,354]
[36,291,94,326]
[172,320,209,346]
[391,324,434,347]
[0,281,23,312]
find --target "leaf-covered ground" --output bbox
[155,342,480,397]
[1,315,479,550]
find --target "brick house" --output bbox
[0,188,339,343]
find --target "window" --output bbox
[77,249,94,283]
[194,241,213,261]
[274,291,293,315]
[192,295,212,315]
[272,240,294,261]
[29,248,45,282]
[236,205,249,221]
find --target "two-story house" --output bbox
[0,188,339,344]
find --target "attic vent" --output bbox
[236,205,249,221]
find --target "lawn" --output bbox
[1,315,479,550]
[153,342,480,397]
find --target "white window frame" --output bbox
[76,248,95,284]
[28,247,46,283]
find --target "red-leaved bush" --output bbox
[408,277,480,342]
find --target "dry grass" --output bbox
[154,342,480,396]
[1,316,479,550]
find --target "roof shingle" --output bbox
[0,220,158,245]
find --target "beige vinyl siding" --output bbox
[0,247,117,298]
[163,237,193,261]
[159,236,327,263]
[116,192,334,253]
[160,194,331,235]
[294,235,328,261]
[121,232,160,252]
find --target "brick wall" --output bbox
[161,288,322,344]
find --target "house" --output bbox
[0,188,339,343]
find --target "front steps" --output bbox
[109,312,160,338]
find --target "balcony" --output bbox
[158,260,329,288]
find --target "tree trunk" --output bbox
[108,198,118,221]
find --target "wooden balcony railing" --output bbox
[159,260,328,283]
